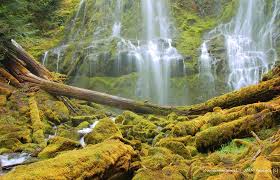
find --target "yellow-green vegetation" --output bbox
[0,95,7,106]
[38,136,80,159]
[155,137,195,159]
[29,96,45,145]
[195,109,274,151]
[253,156,273,180]
[34,90,70,124]
[2,139,136,180]
[133,147,190,180]
[0,79,279,179]
[118,111,161,143]
[85,118,122,145]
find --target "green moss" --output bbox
[134,147,189,180]
[85,118,122,145]
[171,0,238,71]
[29,96,45,145]
[16,143,41,154]
[38,136,80,159]
[56,124,80,141]
[77,121,90,129]
[71,115,98,126]
[43,100,70,124]
[156,138,192,159]
[0,148,12,155]
[195,109,274,151]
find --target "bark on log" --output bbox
[2,139,136,180]
[0,67,21,87]
[0,82,13,95]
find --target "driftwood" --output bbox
[1,39,280,115]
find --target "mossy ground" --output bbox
[0,76,279,179]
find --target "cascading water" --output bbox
[112,0,122,37]
[41,0,185,105]
[201,0,280,90]
[115,0,183,105]
[198,42,215,98]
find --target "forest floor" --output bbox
[0,42,279,179]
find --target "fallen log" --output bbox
[2,139,136,180]
[177,77,280,115]
[1,39,280,115]
[172,101,280,136]
[21,73,280,115]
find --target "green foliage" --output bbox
[0,0,79,58]
[218,138,254,154]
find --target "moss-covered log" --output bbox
[172,101,279,136]
[29,96,45,145]
[178,77,280,115]
[195,107,280,152]
[2,139,136,180]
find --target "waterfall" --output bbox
[115,0,182,105]
[198,42,216,99]
[42,0,184,105]
[201,0,280,90]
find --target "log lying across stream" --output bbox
[1,39,280,115]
